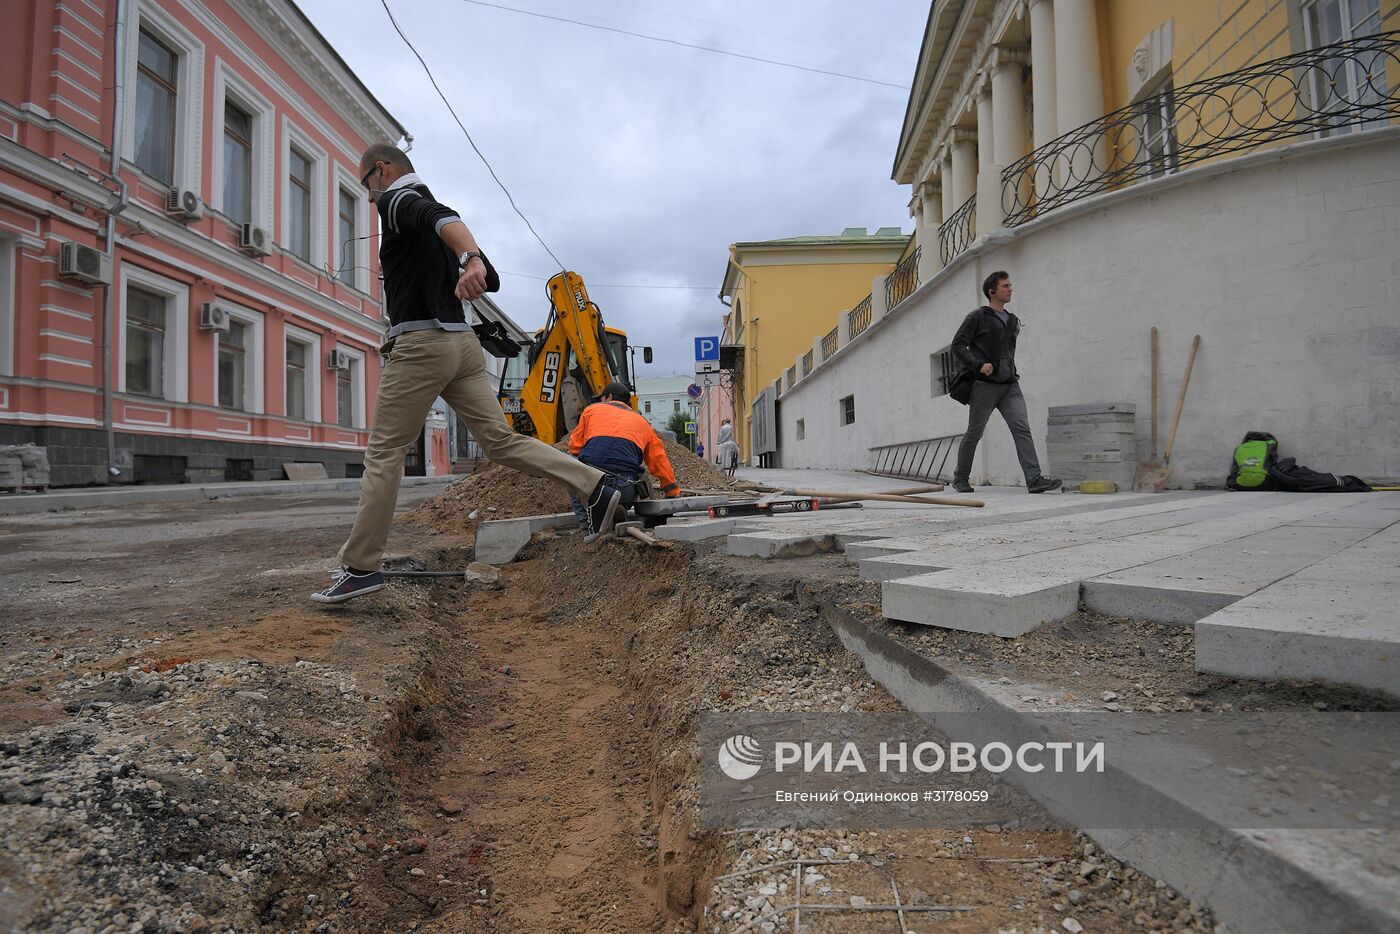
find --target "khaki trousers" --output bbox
[337,328,603,571]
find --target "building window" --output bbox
[796,418,805,441]
[285,339,307,420]
[125,286,166,398]
[336,364,353,428]
[840,394,856,426]
[1136,79,1177,178]
[218,320,247,410]
[673,399,681,412]
[337,187,357,286]
[1303,0,1386,134]
[644,400,651,413]
[134,29,178,185]
[223,101,253,226]
[288,147,313,262]
[931,347,956,397]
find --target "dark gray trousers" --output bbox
[954,380,1042,484]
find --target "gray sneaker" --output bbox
[311,567,385,604]
[1027,475,1063,494]
[951,478,975,493]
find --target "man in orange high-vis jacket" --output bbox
[568,382,681,541]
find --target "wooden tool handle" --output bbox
[1150,327,1159,459]
[1163,335,1200,464]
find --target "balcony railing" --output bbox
[848,294,873,339]
[820,326,839,359]
[1001,30,1400,227]
[884,245,921,310]
[939,194,976,264]
[801,350,814,376]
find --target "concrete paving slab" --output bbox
[1195,522,1400,695]
[1083,525,1375,624]
[1195,578,1400,695]
[474,512,578,564]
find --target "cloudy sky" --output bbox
[299,0,927,376]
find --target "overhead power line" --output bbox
[380,0,567,271]
[460,0,910,90]
[500,270,712,290]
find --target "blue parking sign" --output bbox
[694,336,720,361]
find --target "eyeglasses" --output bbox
[360,163,380,189]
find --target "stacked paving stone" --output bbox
[1045,403,1137,490]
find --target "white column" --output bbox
[991,51,1029,166]
[976,84,995,174]
[1053,0,1104,136]
[1029,0,1057,150]
[949,131,977,207]
[919,179,943,279]
[939,151,955,220]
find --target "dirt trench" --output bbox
[321,538,722,933]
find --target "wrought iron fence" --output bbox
[1001,30,1400,227]
[801,350,814,377]
[884,245,921,310]
[939,194,976,264]
[848,294,873,338]
[820,326,839,360]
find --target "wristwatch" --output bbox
[458,251,484,269]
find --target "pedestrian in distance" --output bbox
[565,382,681,540]
[715,418,740,478]
[312,144,625,604]
[696,441,704,460]
[949,271,1061,495]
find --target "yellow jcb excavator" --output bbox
[494,270,651,445]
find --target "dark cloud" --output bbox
[303,0,923,375]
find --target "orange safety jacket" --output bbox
[569,401,680,496]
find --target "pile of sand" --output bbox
[408,437,738,534]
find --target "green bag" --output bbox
[1227,431,1278,490]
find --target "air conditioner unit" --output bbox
[327,349,350,371]
[57,241,112,287]
[165,187,203,221]
[239,224,270,257]
[199,302,231,332]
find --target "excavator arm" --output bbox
[514,271,630,445]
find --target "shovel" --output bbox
[1135,334,1200,492]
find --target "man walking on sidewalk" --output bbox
[950,271,1061,495]
[312,144,622,604]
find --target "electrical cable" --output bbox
[380,0,567,271]
[499,270,711,290]
[460,0,909,90]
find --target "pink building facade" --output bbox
[0,0,404,485]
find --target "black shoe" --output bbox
[311,567,385,604]
[583,480,622,543]
[951,479,974,493]
[1027,475,1063,494]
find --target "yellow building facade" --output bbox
[897,0,1398,272]
[718,229,908,461]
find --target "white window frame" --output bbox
[334,344,366,429]
[0,235,14,376]
[213,302,265,414]
[1300,0,1387,134]
[211,60,274,233]
[281,119,327,269]
[283,323,321,422]
[122,1,204,194]
[332,164,370,291]
[118,264,188,402]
